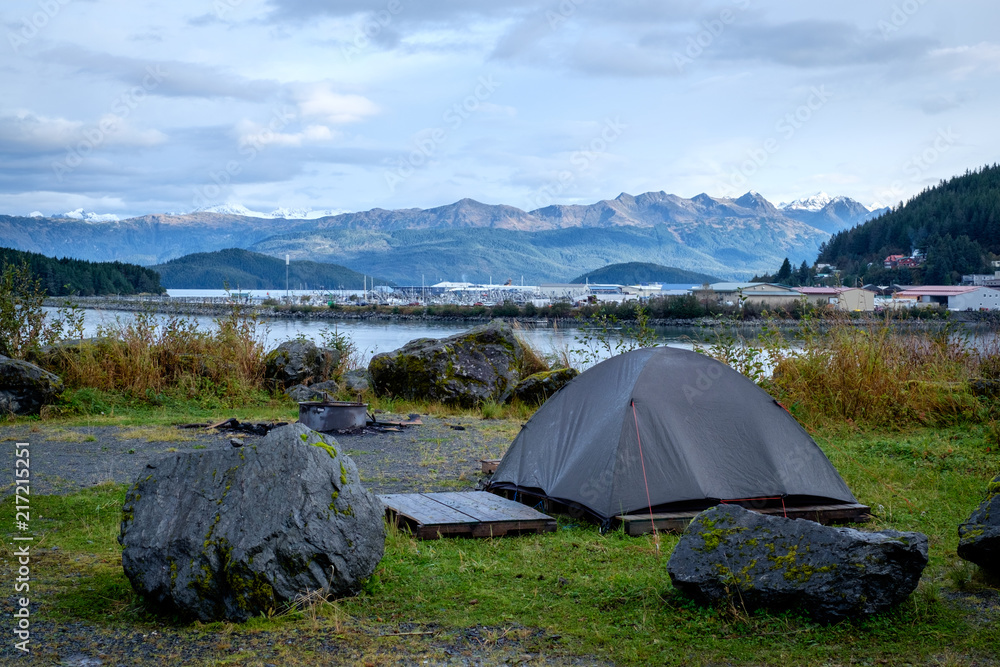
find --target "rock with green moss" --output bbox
[368,321,524,408]
[667,504,928,622]
[509,367,578,406]
[0,355,64,415]
[957,473,1000,573]
[264,339,341,389]
[118,423,385,622]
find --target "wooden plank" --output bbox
[379,492,556,540]
[379,493,480,526]
[430,492,551,523]
[469,520,557,538]
[614,503,871,536]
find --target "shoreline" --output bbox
[44,295,994,329]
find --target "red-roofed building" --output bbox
[884,254,906,269]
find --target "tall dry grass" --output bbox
[47,306,268,403]
[709,313,995,429]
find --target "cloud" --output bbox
[0,109,167,158]
[265,0,536,24]
[0,111,84,153]
[709,19,937,68]
[40,46,282,102]
[920,90,977,115]
[928,42,1000,79]
[491,10,939,78]
[236,119,340,147]
[292,83,380,124]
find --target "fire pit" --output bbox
[298,401,369,432]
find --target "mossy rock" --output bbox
[264,339,340,389]
[667,504,928,622]
[0,355,64,415]
[118,424,385,622]
[957,473,1000,573]
[509,367,579,406]
[368,321,524,408]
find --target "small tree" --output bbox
[0,261,55,359]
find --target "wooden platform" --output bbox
[379,491,557,540]
[613,502,871,536]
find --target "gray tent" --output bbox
[488,346,856,521]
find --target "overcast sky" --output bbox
[1,0,997,218]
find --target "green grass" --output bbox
[1,423,998,665]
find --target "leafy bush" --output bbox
[572,306,659,367]
[0,261,84,359]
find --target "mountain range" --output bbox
[1,191,885,283]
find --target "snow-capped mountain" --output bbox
[62,208,121,223]
[194,203,344,219]
[778,194,880,234]
[778,192,836,212]
[194,203,272,218]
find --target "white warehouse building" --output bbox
[894,286,1000,310]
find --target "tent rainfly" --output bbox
[487,347,857,521]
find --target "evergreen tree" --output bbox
[775,257,792,283]
[796,261,810,286]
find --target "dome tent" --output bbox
[487,346,856,521]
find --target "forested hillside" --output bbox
[818,165,1000,285]
[151,248,394,289]
[570,262,717,285]
[0,247,163,295]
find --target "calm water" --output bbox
[49,302,996,368]
[49,305,710,367]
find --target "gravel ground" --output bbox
[0,417,618,666]
[0,415,517,497]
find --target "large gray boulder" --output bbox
[509,367,578,405]
[342,370,370,394]
[264,339,341,389]
[286,384,328,403]
[118,423,385,622]
[958,474,1000,573]
[667,505,928,622]
[0,355,64,415]
[368,321,524,408]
